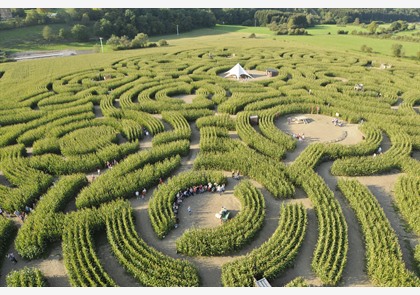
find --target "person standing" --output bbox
[188,206,192,215]
[142,188,147,199]
[7,253,17,264]
[135,191,140,200]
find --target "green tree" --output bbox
[42,25,54,41]
[105,34,121,50]
[71,24,90,42]
[131,33,148,49]
[158,39,168,46]
[361,44,373,53]
[367,21,379,34]
[81,13,90,25]
[391,43,404,57]
[94,18,114,38]
[58,28,71,40]
[287,14,309,29]
[353,17,360,25]
[417,51,420,60]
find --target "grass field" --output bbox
[0,22,419,288]
[2,23,420,58]
[0,23,99,54]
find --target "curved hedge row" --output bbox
[236,111,285,160]
[152,111,191,146]
[337,179,420,287]
[194,139,295,199]
[149,170,226,239]
[393,175,420,235]
[6,267,48,287]
[76,140,189,208]
[176,180,265,256]
[221,203,307,286]
[0,159,54,212]
[15,174,88,260]
[331,126,412,176]
[288,145,348,286]
[76,155,180,208]
[196,114,236,130]
[106,200,200,286]
[27,140,139,175]
[62,204,117,287]
[0,218,16,269]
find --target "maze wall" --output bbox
[0,47,419,287]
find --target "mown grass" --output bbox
[0,23,100,54]
[2,23,420,58]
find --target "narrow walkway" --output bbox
[316,162,371,286]
[93,105,103,118]
[352,172,417,273]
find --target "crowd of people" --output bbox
[172,181,226,228]
[0,204,33,222]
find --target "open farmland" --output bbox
[0,30,419,288]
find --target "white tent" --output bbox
[224,63,253,80]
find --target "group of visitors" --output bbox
[135,188,147,200]
[106,159,119,170]
[0,205,33,222]
[171,181,226,228]
[292,133,305,141]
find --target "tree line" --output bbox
[3,8,420,32]
[1,8,217,39]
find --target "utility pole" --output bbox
[99,37,104,53]
[176,24,179,36]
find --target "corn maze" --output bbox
[0,46,419,287]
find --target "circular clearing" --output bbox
[277,113,364,145]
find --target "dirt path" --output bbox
[93,105,103,118]
[350,173,418,273]
[276,113,363,164]
[316,162,371,287]
[270,187,322,286]
[172,94,196,104]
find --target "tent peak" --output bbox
[224,63,253,80]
